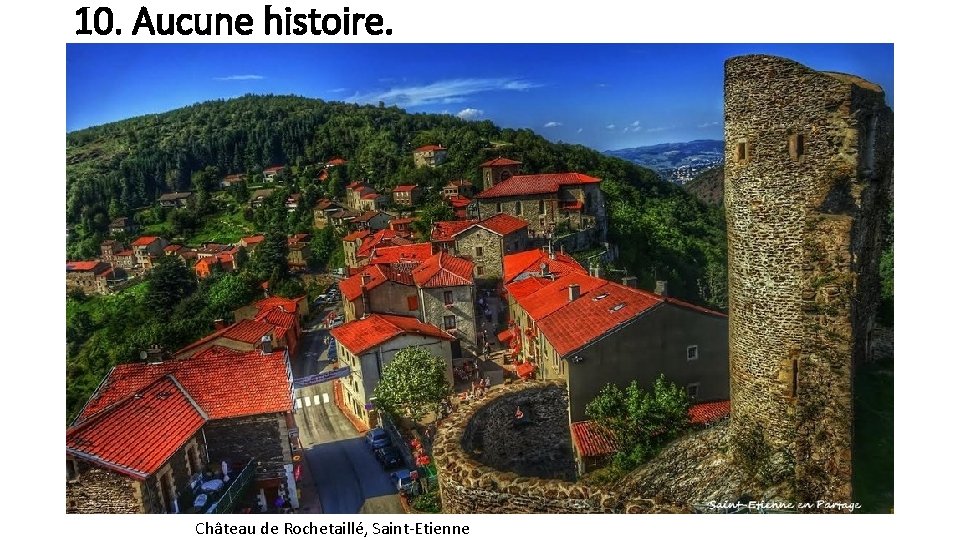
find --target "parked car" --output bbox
[314,294,328,305]
[375,446,404,470]
[365,428,391,449]
[390,469,419,495]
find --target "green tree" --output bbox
[145,257,197,318]
[206,272,257,317]
[585,375,689,469]
[373,347,451,420]
[307,227,337,270]
[250,230,289,281]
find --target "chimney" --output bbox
[146,345,163,363]
[213,319,226,331]
[568,284,581,302]
[655,280,669,297]
[622,276,638,289]
[260,334,273,354]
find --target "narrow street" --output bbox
[292,306,405,514]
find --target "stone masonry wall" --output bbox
[433,381,686,513]
[205,414,290,481]
[67,462,144,514]
[454,227,505,281]
[724,55,892,504]
[421,285,478,353]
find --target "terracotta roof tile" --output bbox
[504,276,554,300]
[131,236,160,247]
[255,296,300,314]
[448,195,472,208]
[475,173,601,199]
[76,349,292,424]
[67,376,206,479]
[414,144,444,152]
[361,193,381,200]
[502,249,587,284]
[343,229,371,242]
[263,165,285,173]
[570,421,619,458]
[393,185,418,193]
[412,252,474,288]
[339,265,388,301]
[431,220,477,243]
[368,243,434,265]
[689,400,731,425]
[326,157,348,166]
[517,274,607,322]
[221,319,275,344]
[66,261,103,272]
[479,157,522,167]
[330,314,452,355]
[462,213,529,237]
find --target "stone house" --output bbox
[345,181,383,211]
[450,213,529,283]
[501,247,587,285]
[66,261,114,295]
[238,234,265,253]
[352,229,413,268]
[114,250,136,270]
[328,208,360,228]
[448,195,473,220]
[479,157,523,191]
[329,314,454,428]
[505,273,728,422]
[158,191,194,208]
[412,252,477,357]
[220,173,245,188]
[392,184,422,206]
[342,229,371,269]
[413,144,447,168]
[109,217,136,236]
[131,236,169,268]
[249,188,277,209]
[172,316,295,360]
[287,233,311,269]
[312,199,342,229]
[475,172,606,249]
[68,348,298,513]
[443,179,475,199]
[339,264,420,323]
[430,220,476,253]
[352,210,392,232]
[358,192,388,212]
[388,217,415,237]
[100,240,124,262]
[194,250,238,279]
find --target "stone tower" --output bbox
[480,157,522,190]
[724,55,892,503]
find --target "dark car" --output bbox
[374,446,404,470]
[365,427,390,449]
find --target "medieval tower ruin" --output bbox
[725,55,892,503]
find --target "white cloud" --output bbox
[214,74,264,81]
[329,88,348,93]
[596,83,609,88]
[348,78,541,108]
[456,108,485,120]
[698,121,720,128]
[630,120,641,127]
[646,126,672,133]
[606,124,616,130]
[544,121,563,128]
[577,128,583,134]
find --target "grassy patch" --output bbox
[852,357,894,513]
[187,206,255,245]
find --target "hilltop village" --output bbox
[65,55,892,515]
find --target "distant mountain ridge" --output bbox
[605,139,723,184]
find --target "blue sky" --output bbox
[67,44,892,151]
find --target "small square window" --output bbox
[789,133,805,161]
[735,141,749,163]
[686,383,700,400]
[443,315,457,330]
[475,246,484,257]
[687,345,699,361]
[443,291,454,305]
[475,266,484,276]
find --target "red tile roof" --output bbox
[76,349,292,424]
[517,274,607,322]
[255,306,297,334]
[330,314,452,355]
[314,198,338,210]
[560,200,584,211]
[504,276,554,300]
[479,157,522,167]
[688,400,731,425]
[358,229,411,258]
[415,144,444,152]
[475,173,601,199]
[256,296,301,314]
[288,233,310,244]
[221,319,275,344]
[326,157,348,166]
[343,229,371,242]
[413,252,474,288]
[390,217,415,226]
[66,261,103,272]
[116,250,134,257]
[446,179,473,187]
[393,184,418,193]
[339,265,388,301]
[502,249,587,284]
[191,345,244,359]
[361,193,381,200]
[369,242,434,265]
[431,220,477,243]
[131,236,160,247]
[67,376,206,479]
[164,244,182,253]
[537,281,663,357]
[356,210,384,223]
[263,165,285,173]
[570,421,619,458]
[448,195,472,208]
[241,234,265,245]
[460,213,529,237]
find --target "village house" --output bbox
[392,184,422,206]
[238,234,265,253]
[345,181,384,212]
[388,217,415,237]
[329,314,454,429]
[114,250,136,270]
[284,193,301,213]
[220,173,245,189]
[131,236,169,269]
[358,192,388,212]
[249,188,277,209]
[194,250,238,279]
[233,296,309,323]
[262,165,285,182]
[67,348,298,514]
[351,210,392,232]
[342,229,370,269]
[479,157,523,191]
[173,303,301,358]
[312,199,342,229]
[325,157,348,168]
[328,208,360,229]
[158,191,194,208]
[66,261,115,295]
[448,195,473,220]
[450,213,530,283]
[501,247,587,285]
[287,233,311,269]
[109,217,136,236]
[411,251,477,356]
[475,172,607,249]
[413,144,447,168]
[443,179,475,199]
[504,273,728,423]
[100,240,124,262]
[339,264,419,322]
[430,220,476,253]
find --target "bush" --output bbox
[411,492,442,513]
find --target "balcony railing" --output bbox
[206,459,256,514]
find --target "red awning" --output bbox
[516,363,536,378]
[497,329,514,344]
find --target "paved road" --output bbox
[292,306,405,514]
